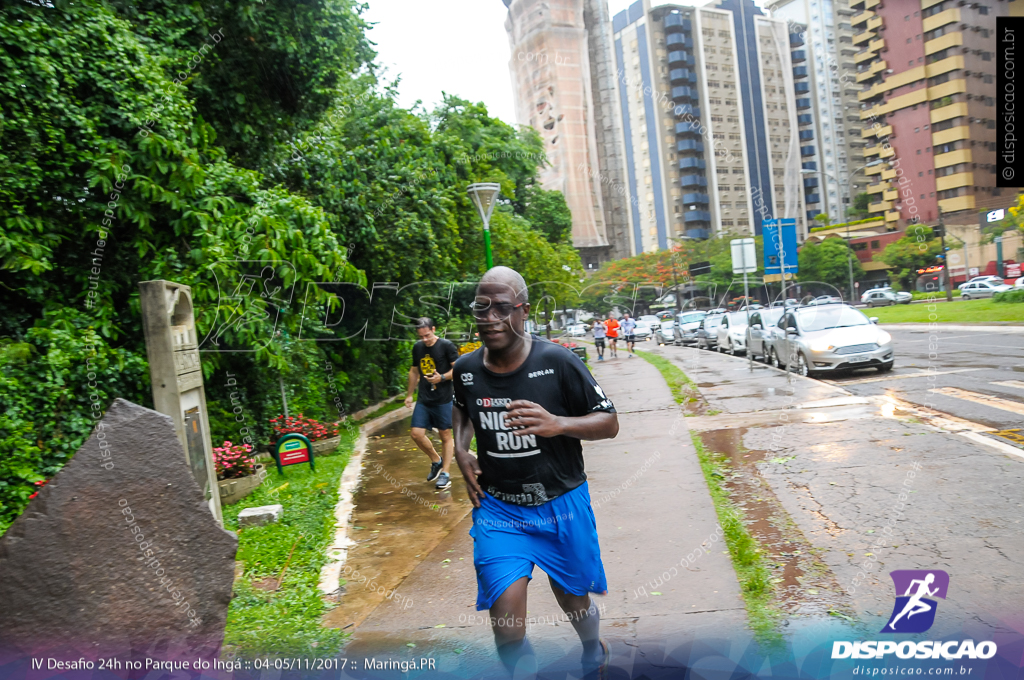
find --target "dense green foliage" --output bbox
[0,0,580,534]
[797,236,864,290]
[875,225,942,290]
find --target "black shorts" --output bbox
[625,334,636,343]
[594,338,606,349]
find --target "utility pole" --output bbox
[937,208,953,302]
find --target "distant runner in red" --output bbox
[603,313,620,359]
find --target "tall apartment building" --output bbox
[502,0,632,268]
[852,0,1011,231]
[767,0,868,223]
[611,0,808,255]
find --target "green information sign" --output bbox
[272,433,315,475]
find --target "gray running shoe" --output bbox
[427,460,442,482]
[435,471,451,490]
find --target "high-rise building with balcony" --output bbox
[852,0,1011,231]
[767,0,867,224]
[502,0,633,268]
[610,0,807,253]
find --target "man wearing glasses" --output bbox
[453,266,619,677]
[404,317,460,490]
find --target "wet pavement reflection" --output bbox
[322,416,472,630]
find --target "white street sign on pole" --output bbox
[731,238,756,274]
[731,238,756,372]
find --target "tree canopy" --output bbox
[0,0,580,534]
[875,225,940,290]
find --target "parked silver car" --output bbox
[959,280,1012,299]
[768,304,894,376]
[745,307,786,362]
[696,314,724,350]
[672,310,708,345]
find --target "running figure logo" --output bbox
[881,570,949,633]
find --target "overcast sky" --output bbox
[362,0,721,126]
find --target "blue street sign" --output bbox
[762,219,799,277]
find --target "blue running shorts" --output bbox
[411,400,453,431]
[470,481,607,611]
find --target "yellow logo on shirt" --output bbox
[420,356,436,376]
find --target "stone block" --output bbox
[238,504,284,527]
[0,399,237,664]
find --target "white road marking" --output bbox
[826,368,981,386]
[992,380,1024,392]
[928,387,1024,417]
[957,432,1024,461]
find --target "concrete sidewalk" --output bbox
[340,353,748,677]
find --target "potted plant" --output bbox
[214,441,264,505]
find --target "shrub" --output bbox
[0,316,149,536]
[993,289,1024,304]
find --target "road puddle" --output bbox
[697,428,851,619]
[322,416,472,630]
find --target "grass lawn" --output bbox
[870,298,1024,324]
[221,435,354,658]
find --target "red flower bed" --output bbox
[269,413,339,443]
[214,441,257,480]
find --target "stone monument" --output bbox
[0,399,237,662]
[139,280,223,525]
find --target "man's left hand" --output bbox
[505,400,563,438]
[425,372,443,385]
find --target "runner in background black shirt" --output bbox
[452,266,618,678]
[405,318,459,489]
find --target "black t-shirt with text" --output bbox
[453,337,616,506]
[412,338,460,405]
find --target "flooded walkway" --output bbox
[322,416,472,630]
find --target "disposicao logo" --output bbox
[831,569,997,661]
[881,569,949,634]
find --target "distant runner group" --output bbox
[592,312,636,361]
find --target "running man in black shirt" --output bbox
[453,267,619,677]
[405,317,460,490]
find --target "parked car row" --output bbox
[672,304,894,377]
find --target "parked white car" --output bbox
[639,315,661,332]
[716,311,751,355]
[633,321,653,340]
[1014,276,1024,290]
[958,275,1005,290]
[565,324,588,337]
[960,281,1012,299]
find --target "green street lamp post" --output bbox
[468,183,502,270]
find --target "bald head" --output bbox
[478,266,528,304]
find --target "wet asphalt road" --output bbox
[822,326,1024,431]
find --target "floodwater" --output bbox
[321,416,472,630]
